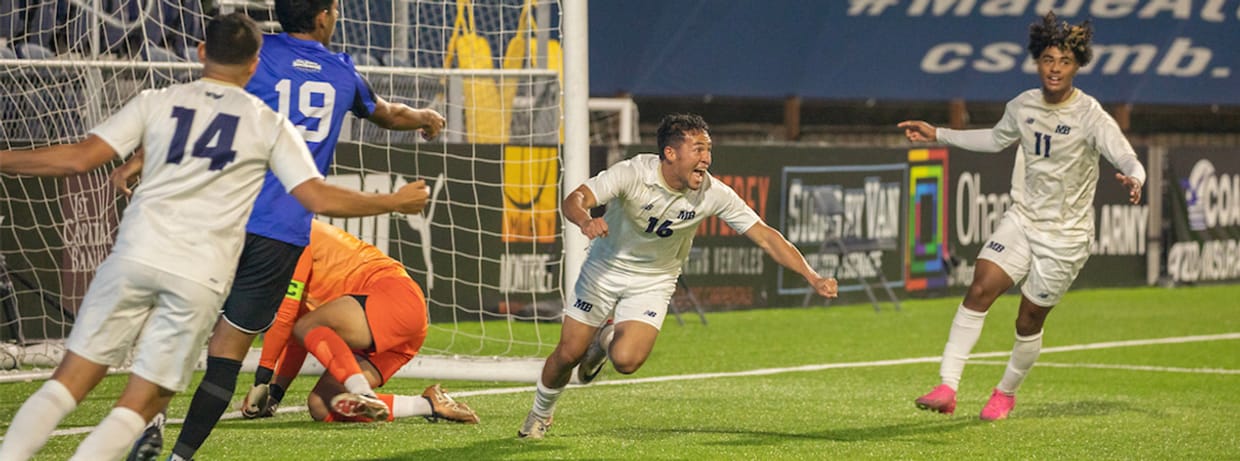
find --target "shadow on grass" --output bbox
[1021,399,1160,418]
[362,436,579,461]
[658,418,984,446]
[354,418,984,460]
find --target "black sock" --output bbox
[172,356,242,460]
[254,366,274,385]
[269,383,286,404]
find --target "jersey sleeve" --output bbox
[935,97,1020,153]
[1090,108,1146,185]
[713,182,761,234]
[268,117,325,191]
[340,53,378,118]
[88,90,150,159]
[582,158,638,205]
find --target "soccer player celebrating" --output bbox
[517,113,839,438]
[238,220,478,424]
[0,14,428,461]
[897,11,1146,421]
[115,1,446,459]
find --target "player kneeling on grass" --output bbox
[518,113,839,439]
[240,220,478,424]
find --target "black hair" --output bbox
[204,12,262,65]
[275,0,334,34]
[655,113,710,159]
[1028,11,1093,66]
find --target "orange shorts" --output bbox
[356,277,428,382]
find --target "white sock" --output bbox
[530,379,564,419]
[343,374,374,396]
[997,330,1044,394]
[395,394,431,418]
[939,304,988,390]
[600,324,616,354]
[68,406,146,461]
[0,379,78,460]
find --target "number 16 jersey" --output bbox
[244,33,380,246]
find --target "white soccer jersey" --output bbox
[939,88,1145,237]
[583,154,760,275]
[90,78,322,293]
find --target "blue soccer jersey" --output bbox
[243,33,378,246]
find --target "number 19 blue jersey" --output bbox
[244,33,379,246]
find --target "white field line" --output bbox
[970,360,1240,375]
[16,331,1239,440]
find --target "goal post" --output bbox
[1,0,596,383]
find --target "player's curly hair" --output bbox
[656,113,710,159]
[275,0,334,34]
[1028,11,1093,66]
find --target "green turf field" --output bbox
[2,285,1237,460]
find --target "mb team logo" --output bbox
[1182,159,1240,232]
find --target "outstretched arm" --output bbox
[897,120,938,143]
[744,222,838,298]
[367,95,446,140]
[290,178,430,217]
[899,120,1013,153]
[0,135,118,176]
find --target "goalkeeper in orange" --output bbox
[240,220,478,424]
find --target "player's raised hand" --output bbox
[417,109,446,140]
[809,275,839,299]
[897,120,938,143]
[1115,173,1143,204]
[579,218,608,240]
[392,179,431,214]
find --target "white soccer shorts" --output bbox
[977,213,1090,307]
[564,258,678,330]
[67,256,226,392]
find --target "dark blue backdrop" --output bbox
[589,1,1240,104]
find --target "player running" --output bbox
[0,14,427,461]
[898,11,1146,421]
[518,113,839,438]
[116,1,446,459]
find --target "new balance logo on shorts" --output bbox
[573,299,594,312]
[986,241,1006,253]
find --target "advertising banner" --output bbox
[591,1,1239,104]
[1166,147,1240,284]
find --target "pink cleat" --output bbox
[979,388,1016,421]
[914,384,957,415]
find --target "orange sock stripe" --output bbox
[303,326,362,384]
[377,393,395,421]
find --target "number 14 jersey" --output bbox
[89,79,322,293]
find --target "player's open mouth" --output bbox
[692,169,707,180]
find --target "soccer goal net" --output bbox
[0,0,591,382]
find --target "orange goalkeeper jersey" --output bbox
[299,220,413,306]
